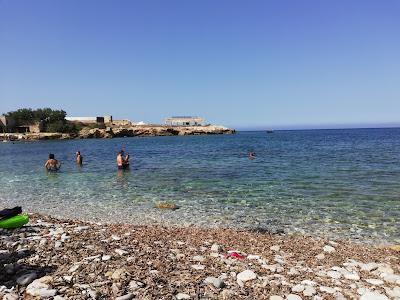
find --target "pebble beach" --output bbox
[1,214,399,299]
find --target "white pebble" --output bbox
[286,294,302,300]
[237,270,257,282]
[323,245,335,253]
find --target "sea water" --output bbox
[0,129,399,244]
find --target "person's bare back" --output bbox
[45,154,61,172]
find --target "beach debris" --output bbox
[224,252,246,259]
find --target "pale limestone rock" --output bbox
[303,285,316,297]
[381,273,400,284]
[301,280,317,286]
[377,265,394,274]
[270,245,280,252]
[115,294,134,300]
[191,264,205,270]
[204,277,225,289]
[270,296,284,300]
[237,270,257,282]
[211,243,222,252]
[292,284,305,293]
[286,294,302,300]
[323,245,335,253]
[364,278,384,285]
[360,263,379,272]
[327,271,342,279]
[319,286,336,294]
[343,272,360,280]
[359,291,389,300]
[114,249,128,256]
[192,255,205,262]
[247,254,260,260]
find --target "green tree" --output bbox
[5,108,71,133]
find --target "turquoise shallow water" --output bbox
[0,129,399,244]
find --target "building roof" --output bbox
[166,116,204,121]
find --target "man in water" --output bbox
[76,151,83,165]
[45,154,61,172]
[117,150,130,169]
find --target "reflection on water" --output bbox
[0,129,400,244]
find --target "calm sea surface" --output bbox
[0,129,399,244]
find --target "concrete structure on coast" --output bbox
[0,115,43,133]
[66,115,133,127]
[165,116,205,126]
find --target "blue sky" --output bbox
[0,0,399,129]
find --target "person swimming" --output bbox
[76,151,83,165]
[45,153,61,172]
[249,151,256,159]
[117,150,130,169]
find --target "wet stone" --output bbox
[16,272,37,286]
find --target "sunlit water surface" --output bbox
[1,129,399,244]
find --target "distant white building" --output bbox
[165,116,205,126]
[66,116,104,124]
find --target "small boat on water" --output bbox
[266,129,274,133]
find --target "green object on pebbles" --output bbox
[0,214,29,229]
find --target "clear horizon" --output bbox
[1,0,399,129]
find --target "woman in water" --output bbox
[45,154,61,172]
[76,151,83,165]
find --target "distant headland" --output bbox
[0,108,235,141]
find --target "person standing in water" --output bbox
[117,150,130,169]
[45,154,61,172]
[76,151,83,165]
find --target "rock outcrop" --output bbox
[0,125,235,141]
[79,125,235,139]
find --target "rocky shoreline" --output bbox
[0,125,235,141]
[1,214,399,299]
